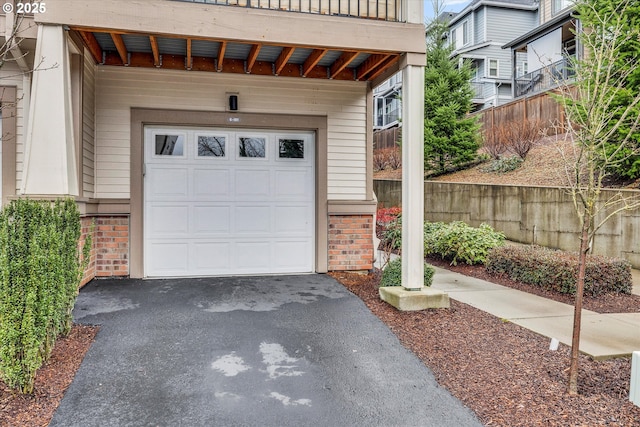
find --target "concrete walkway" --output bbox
[430,266,640,360]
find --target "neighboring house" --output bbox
[503,0,578,98]
[447,0,539,111]
[373,72,402,130]
[0,0,426,282]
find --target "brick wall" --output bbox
[80,215,129,285]
[79,217,97,287]
[328,214,374,271]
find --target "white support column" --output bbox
[21,24,78,196]
[401,63,425,290]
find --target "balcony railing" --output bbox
[515,57,575,98]
[376,109,399,127]
[173,0,401,21]
[470,81,484,100]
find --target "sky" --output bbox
[424,0,470,21]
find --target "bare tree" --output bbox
[553,0,640,395]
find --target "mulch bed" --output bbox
[330,270,640,427]
[0,325,98,427]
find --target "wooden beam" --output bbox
[102,51,357,80]
[186,38,192,70]
[110,33,128,65]
[356,54,390,80]
[275,46,295,76]
[217,41,227,72]
[330,51,358,78]
[149,35,160,67]
[365,55,400,81]
[302,49,328,77]
[79,31,102,64]
[246,43,261,73]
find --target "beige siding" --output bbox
[95,67,368,200]
[541,0,552,24]
[82,50,96,198]
[0,63,26,192]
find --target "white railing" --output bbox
[172,0,402,21]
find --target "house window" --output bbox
[523,62,528,75]
[488,59,499,78]
[155,134,185,156]
[198,135,226,157]
[238,137,266,158]
[279,139,305,159]
[552,0,573,15]
[462,21,469,46]
[451,28,457,49]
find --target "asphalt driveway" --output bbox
[50,274,481,427]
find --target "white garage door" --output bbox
[144,127,315,277]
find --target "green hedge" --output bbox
[380,257,435,287]
[424,221,505,265]
[0,198,90,393]
[486,245,632,295]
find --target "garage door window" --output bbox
[238,137,266,158]
[198,135,226,157]
[279,139,304,159]
[155,134,185,156]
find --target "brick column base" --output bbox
[80,215,130,286]
[328,214,374,271]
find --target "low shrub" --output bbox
[373,147,401,171]
[482,156,523,173]
[424,221,505,265]
[380,257,435,287]
[376,206,402,228]
[0,198,90,393]
[381,217,403,250]
[486,245,632,296]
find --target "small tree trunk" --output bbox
[568,217,590,395]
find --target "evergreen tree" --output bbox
[576,0,640,180]
[423,17,480,175]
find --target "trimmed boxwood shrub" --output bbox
[424,221,505,265]
[0,198,91,393]
[380,257,435,287]
[486,245,632,296]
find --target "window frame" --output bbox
[462,20,469,46]
[488,59,499,78]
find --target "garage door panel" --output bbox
[273,241,311,270]
[145,128,314,277]
[234,206,271,234]
[275,170,311,199]
[193,205,231,235]
[149,168,189,199]
[235,242,271,269]
[148,205,190,236]
[275,206,310,234]
[147,242,189,274]
[193,169,230,198]
[192,242,231,271]
[235,169,270,198]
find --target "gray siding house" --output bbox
[503,0,578,98]
[447,0,539,111]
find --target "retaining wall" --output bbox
[374,179,640,268]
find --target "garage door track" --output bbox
[50,275,481,427]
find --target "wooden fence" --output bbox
[471,90,566,135]
[373,126,400,149]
